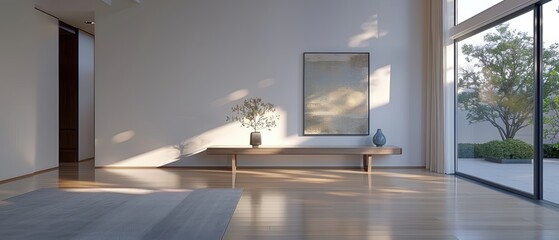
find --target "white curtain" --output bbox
[425,0,445,173]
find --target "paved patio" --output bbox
[457,158,559,203]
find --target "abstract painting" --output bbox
[303,52,369,135]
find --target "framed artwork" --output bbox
[303,52,370,135]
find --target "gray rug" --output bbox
[0,188,242,240]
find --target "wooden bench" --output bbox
[206,145,402,173]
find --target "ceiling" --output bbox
[34,0,141,35]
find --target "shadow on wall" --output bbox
[346,14,392,109]
[98,12,402,167]
[103,123,243,167]
[370,65,391,109]
[172,140,209,162]
[348,15,388,48]
[101,63,393,168]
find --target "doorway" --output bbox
[59,21,78,163]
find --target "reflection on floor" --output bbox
[2,160,559,240]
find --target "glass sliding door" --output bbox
[543,0,559,204]
[455,11,535,195]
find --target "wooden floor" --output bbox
[2,160,559,240]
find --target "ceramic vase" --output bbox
[250,132,261,148]
[372,129,386,147]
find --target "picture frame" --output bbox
[303,52,370,136]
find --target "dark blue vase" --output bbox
[372,129,386,147]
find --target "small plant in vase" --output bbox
[226,97,280,148]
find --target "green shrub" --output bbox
[544,144,559,158]
[457,143,481,158]
[477,139,533,159]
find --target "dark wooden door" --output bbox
[59,22,79,163]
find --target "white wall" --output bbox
[78,30,95,160]
[95,0,425,167]
[0,0,58,180]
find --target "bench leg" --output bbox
[363,155,372,173]
[367,155,372,173]
[232,171,236,188]
[230,154,237,172]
